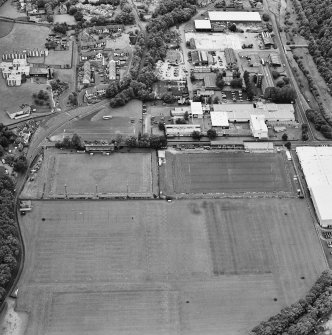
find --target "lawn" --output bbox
[0,80,51,123]
[21,150,154,198]
[15,198,326,335]
[0,1,27,19]
[0,23,49,55]
[0,20,14,38]
[53,14,76,25]
[161,151,293,195]
[52,99,143,141]
[45,47,72,67]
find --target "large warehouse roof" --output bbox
[213,103,295,122]
[296,147,332,227]
[208,11,261,22]
[194,19,212,30]
[211,111,229,127]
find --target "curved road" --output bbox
[27,101,109,161]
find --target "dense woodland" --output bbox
[291,0,332,128]
[251,270,332,335]
[0,175,20,303]
[106,0,197,106]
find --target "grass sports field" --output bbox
[15,198,326,335]
[161,151,293,195]
[22,150,153,198]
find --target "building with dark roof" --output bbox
[224,48,237,66]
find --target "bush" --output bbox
[262,13,270,21]
[13,155,28,173]
[191,130,202,140]
[207,128,217,139]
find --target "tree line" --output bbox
[306,109,332,139]
[291,0,332,126]
[251,270,332,335]
[106,0,197,107]
[0,175,20,303]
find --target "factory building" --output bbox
[212,102,295,122]
[296,147,332,227]
[208,11,261,23]
[194,19,212,31]
[250,114,268,139]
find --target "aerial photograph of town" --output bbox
[1,0,332,334]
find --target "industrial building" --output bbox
[296,147,332,227]
[250,114,268,139]
[261,32,274,48]
[191,50,209,66]
[244,142,274,152]
[165,124,201,137]
[269,53,281,66]
[208,11,261,22]
[194,19,212,31]
[191,101,204,118]
[212,102,295,122]
[210,111,229,128]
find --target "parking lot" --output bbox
[155,60,186,80]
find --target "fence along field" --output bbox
[161,152,293,195]
[15,198,326,335]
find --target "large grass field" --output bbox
[0,20,14,38]
[22,150,153,198]
[161,151,293,195]
[0,23,49,55]
[15,198,326,335]
[52,99,143,141]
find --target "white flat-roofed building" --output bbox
[213,103,295,122]
[296,146,332,227]
[165,124,201,137]
[108,59,116,80]
[190,101,204,118]
[208,11,261,22]
[194,19,212,31]
[250,114,268,139]
[211,111,229,128]
[7,73,22,86]
[244,142,274,152]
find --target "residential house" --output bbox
[85,84,108,99]
[59,3,67,14]
[83,61,91,85]
[108,59,116,80]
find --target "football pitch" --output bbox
[22,150,153,198]
[161,152,293,195]
[15,198,326,335]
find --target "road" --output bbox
[263,0,316,140]
[27,101,109,161]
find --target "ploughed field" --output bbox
[161,152,293,195]
[16,198,326,335]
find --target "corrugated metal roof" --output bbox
[208,11,261,22]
